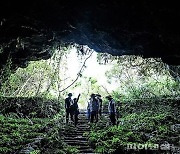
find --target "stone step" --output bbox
[78,119,89,121]
[75,131,89,134]
[77,145,94,150]
[78,118,88,120]
[65,142,89,146]
[64,132,86,135]
[75,130,90,132]
[78,118,89,120]
[65,141,89,146]
[62,110,110,154]
[77,116,88,118]
[64,134,85,137]
[76,126,90,129]
[76,126,90,128]
[77,121,90,124]
[79,149,94,154]
[76,128,90,131]
[64,136,87,141]
[78,114,88,116]
[64,132,84,136]
[78,114,88,117]
[64,139,88,142]
[64,134,86,137]
[76,116,88,118]
[77,121,89,123]
[76,127,90,130]
[77,118,89,120]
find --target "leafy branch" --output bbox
[59,50,94,92]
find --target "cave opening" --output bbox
[0,45,179,109]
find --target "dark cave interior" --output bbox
[0,0,180,72]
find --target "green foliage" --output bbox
[105,55,180,99]
[0,115,46,153]
[0,97,63,118]
[70,76,107,108]
[30,150,41,154]
[0,49,69,99]
[0,110,68,154]
[0,94,67,154]
[87,98,180,153]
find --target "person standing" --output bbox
[65,93,74,124]
[87,98,91,122]
[73,94,81,126]
[96,94,103,117]
[106,95,116,125]
[89,94,99,123]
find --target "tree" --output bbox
[105,55,180,99]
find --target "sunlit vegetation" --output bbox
[0,48,68,98]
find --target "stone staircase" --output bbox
[63,111,94,153]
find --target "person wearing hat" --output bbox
[65,93,74,124]
[106,95,116,125]
[89,93,99,123]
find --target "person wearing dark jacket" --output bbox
[106,95,116,125]
[73,94,80,126]
[65,93,74,124]
[96,94,103,117]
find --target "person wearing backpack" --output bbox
[89,94,99,123]
[106,95,116,125]
[65,93,74,124]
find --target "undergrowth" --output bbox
[0,96,78,154]
[86,98,180,153]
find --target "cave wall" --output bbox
[0,0,180,73]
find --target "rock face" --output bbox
[0,0,180,71]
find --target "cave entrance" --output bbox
[0,45,179,109]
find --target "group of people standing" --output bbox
[65,93,117,126]
[87,93,102,123]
